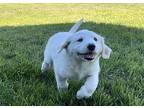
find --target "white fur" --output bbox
[41,19,112,99]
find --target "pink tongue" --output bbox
[84,54,94,58]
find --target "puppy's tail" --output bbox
[69,18,84,33]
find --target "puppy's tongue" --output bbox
[84,54,95,59]
[78,52,96,61]
[81,53,96,60]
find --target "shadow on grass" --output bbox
[0,22,144,105]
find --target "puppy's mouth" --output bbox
[77,52,96,61]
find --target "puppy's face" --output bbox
[60,30,112,62]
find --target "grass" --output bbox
[0,3,144,105]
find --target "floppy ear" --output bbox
[58,41,70,53]
[101,38,112,59]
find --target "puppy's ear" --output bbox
[101,38,112,59]
[58,41,70,53]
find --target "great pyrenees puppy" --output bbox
[41,19,112,99]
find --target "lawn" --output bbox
[0,4,144,105]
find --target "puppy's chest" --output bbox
[67,63,93,80]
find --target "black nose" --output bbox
[87,44,95,51]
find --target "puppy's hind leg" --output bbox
[40,59,51,80]
[41,61,50,73]
[41,48,52,73]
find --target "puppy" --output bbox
[41,19,112,99]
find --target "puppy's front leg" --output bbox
[55,74,69,92]
[76,74,99,99]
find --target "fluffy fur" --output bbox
[41,19,112,99]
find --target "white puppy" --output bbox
[41,19,112,99]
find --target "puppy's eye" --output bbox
[94,37,97,41]
[77,38,83,42]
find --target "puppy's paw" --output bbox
[76,88,90,99]
[58,83,69,92]
[58,86,69,92]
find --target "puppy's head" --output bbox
[59,30,112,62]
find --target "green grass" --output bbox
[0,4,144,105]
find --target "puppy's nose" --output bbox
[87,44,95,51]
